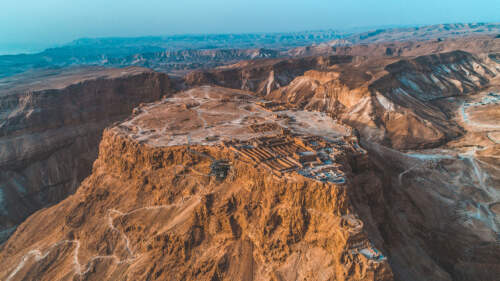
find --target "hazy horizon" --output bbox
[1,0,499,55]
[0,23,416,55]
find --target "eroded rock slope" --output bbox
[267,50,500,149]
[0,67,174,242]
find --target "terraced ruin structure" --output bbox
[227,134,353,183]
[337,214,387,263]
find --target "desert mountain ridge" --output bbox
[1,22,499,78]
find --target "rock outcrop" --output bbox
[0,87,393,281]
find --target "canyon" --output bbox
[0,24,500,280]
[0,67,174,242]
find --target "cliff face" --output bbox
[0,127,392,281]
[0,67,174,242]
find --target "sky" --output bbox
[1,0,499,53]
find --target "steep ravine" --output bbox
[352,141,500,281]
[0,68,174,242]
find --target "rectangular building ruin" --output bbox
[226,132,349,183]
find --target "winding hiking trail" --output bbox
[6,196,202,280]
